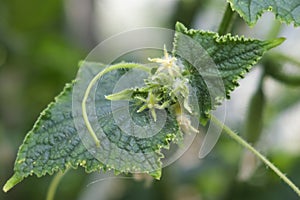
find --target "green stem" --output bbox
[270,52,300,68]
[210,115,300,197]
[82,63,151,147]
[218,4,236,35]
[46,169,69,200]
[266,20,282,39]
[244,72,265,143]
[269,70,300,86]
[170,0,204,27]
[264,56,300,86]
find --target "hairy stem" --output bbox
[82,63,151,147]
[218,4,236,35]
[46,169,69,200]
[210,115,300,197]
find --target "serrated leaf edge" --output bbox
[3,74,183,191]
[174,22,284,96]
[227,0,300,27]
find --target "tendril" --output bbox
[82,63,151,147]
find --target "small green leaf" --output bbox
[173,22,284,123]
[105,88,135,100]
[3,62,181,192]
[227,0,300,26]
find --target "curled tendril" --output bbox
[84,46,199,147]
[82,63,151,147]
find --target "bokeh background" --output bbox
[1,0,300,199]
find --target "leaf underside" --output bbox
[3,22,284,192]
[227,0,300,26]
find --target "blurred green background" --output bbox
[1,0,300,200]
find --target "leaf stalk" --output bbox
[46,169,69,200]
[218,4,236,35]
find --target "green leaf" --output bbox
[3,22,285,192]
[227,0,300,26]
[105,88,135,100]
[3,62,181,192]
[173,22,284,123]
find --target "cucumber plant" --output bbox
[3,1,300,199]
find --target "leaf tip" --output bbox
[150,170,162,180]
[175,21,187,32]
[265,37,285,50]
[2,173,23,192]
[78,60,85,68]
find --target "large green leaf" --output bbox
[3,62,181,192]
[227,0,300,26]
[3,22,284,192]
[173,22,284,123]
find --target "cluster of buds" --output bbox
[106,46,199,134]
[145,46,193,118]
